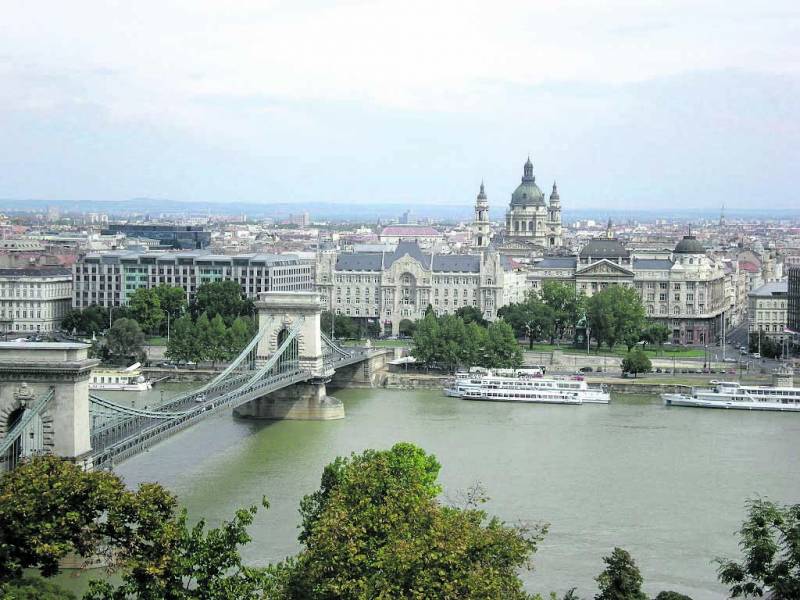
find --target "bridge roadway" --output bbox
[90,344,375,469]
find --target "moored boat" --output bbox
[90,362,152,392]
[444,368,609,405]
[661,367,800,412]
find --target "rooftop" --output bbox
[380,225,441,237]
[749,281,788,297]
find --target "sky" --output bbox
[1,1,799,211]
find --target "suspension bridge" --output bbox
[0,292,389,472]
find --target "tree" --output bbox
[193,280,250,325]
[717,498,800,599]
[498,297,555,349]
[153,284,187,324]
[587,286,645,350]
[595,547,648,600]
[455,305,487,327]
[106,318,145,360]
[654,592,694,600]
[207,314,230,366]
[0,455,128,581]
[642,323,670,355]
[1,577,76,599]
[398,318,417,337]
[0,455,271,599]
[166,315,201,363]
[126,288,163,334]
[60,305,110,335]
[225,316,254,357]
[411,312,440,368]
[195,312,213,362]
[277,443,545,599]
[540,282,583,343]
[621,349,652,378]
[486,320,524,368]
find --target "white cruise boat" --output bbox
[662,368,800,412]
[443,367,545,398]
[90,363,152,392]
[445,370,610,405]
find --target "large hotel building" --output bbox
[72,251,313,308]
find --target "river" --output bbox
[58,385,800,599]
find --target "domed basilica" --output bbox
[472,157,563,257]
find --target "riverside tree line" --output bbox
[1,449,797,599]
[61,281,257,365]
[406,282,671,375]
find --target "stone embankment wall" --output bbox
[526,349,728,372]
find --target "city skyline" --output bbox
[2,2,799,210]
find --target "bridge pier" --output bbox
[0,343,98,471]
[233,380,344,420]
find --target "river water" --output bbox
[61,385,800,599]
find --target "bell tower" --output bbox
[472,181,491,249]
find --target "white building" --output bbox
[73,251,313,308]
[748,281,788,343]
[316,241,527,335]
[529,235,729,345]
[0,268,73,334]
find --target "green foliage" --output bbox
[0,454,127,581]
[320,311,359,338]
[0,455,270,599]
[278,442,544,599]
[595,547,648,600]
[717,498,800,599]
[166,315,201,363]
[654,592,694,600]
[0,577,76,599]
[192,280,253,325]
[153,284,187,321]
[398,318,417,337]
[486,319,524,368]
[642,324,670,354]
[621,349,652,378]
[60,305,110,335]
[126,287,164,334]
[412,312,522,370]
[207,314,229,365]
[226,316,255,357]
[455,305,488,327]
[587,286,645,350]
[749,334,782,359]
[498,295,556,349]
[540,282,584,342]
[105,317,145,359]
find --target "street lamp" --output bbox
[162,309,171,342]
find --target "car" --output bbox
[752,353,761,359]
[723,357,737,363]
[739,349,747,355]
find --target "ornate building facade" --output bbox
[316,241,527,335]
[501,157,562,255]
[529,235,728,345]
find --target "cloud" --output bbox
[0,1,798,209]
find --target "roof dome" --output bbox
[674,235,706,254]
[510,157,545,208]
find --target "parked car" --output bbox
[752,353,761,359]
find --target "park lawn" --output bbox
[145,336,168,346]
[524,343,705,358]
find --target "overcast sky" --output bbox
[1,1,798,210]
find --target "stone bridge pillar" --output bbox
[234,292,343,420]
[0,342,98,470]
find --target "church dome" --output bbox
[674,235,706,254]
[510,157,545,207]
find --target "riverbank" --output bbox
[381,370,774,394]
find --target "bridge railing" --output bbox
[91,321,305,467]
